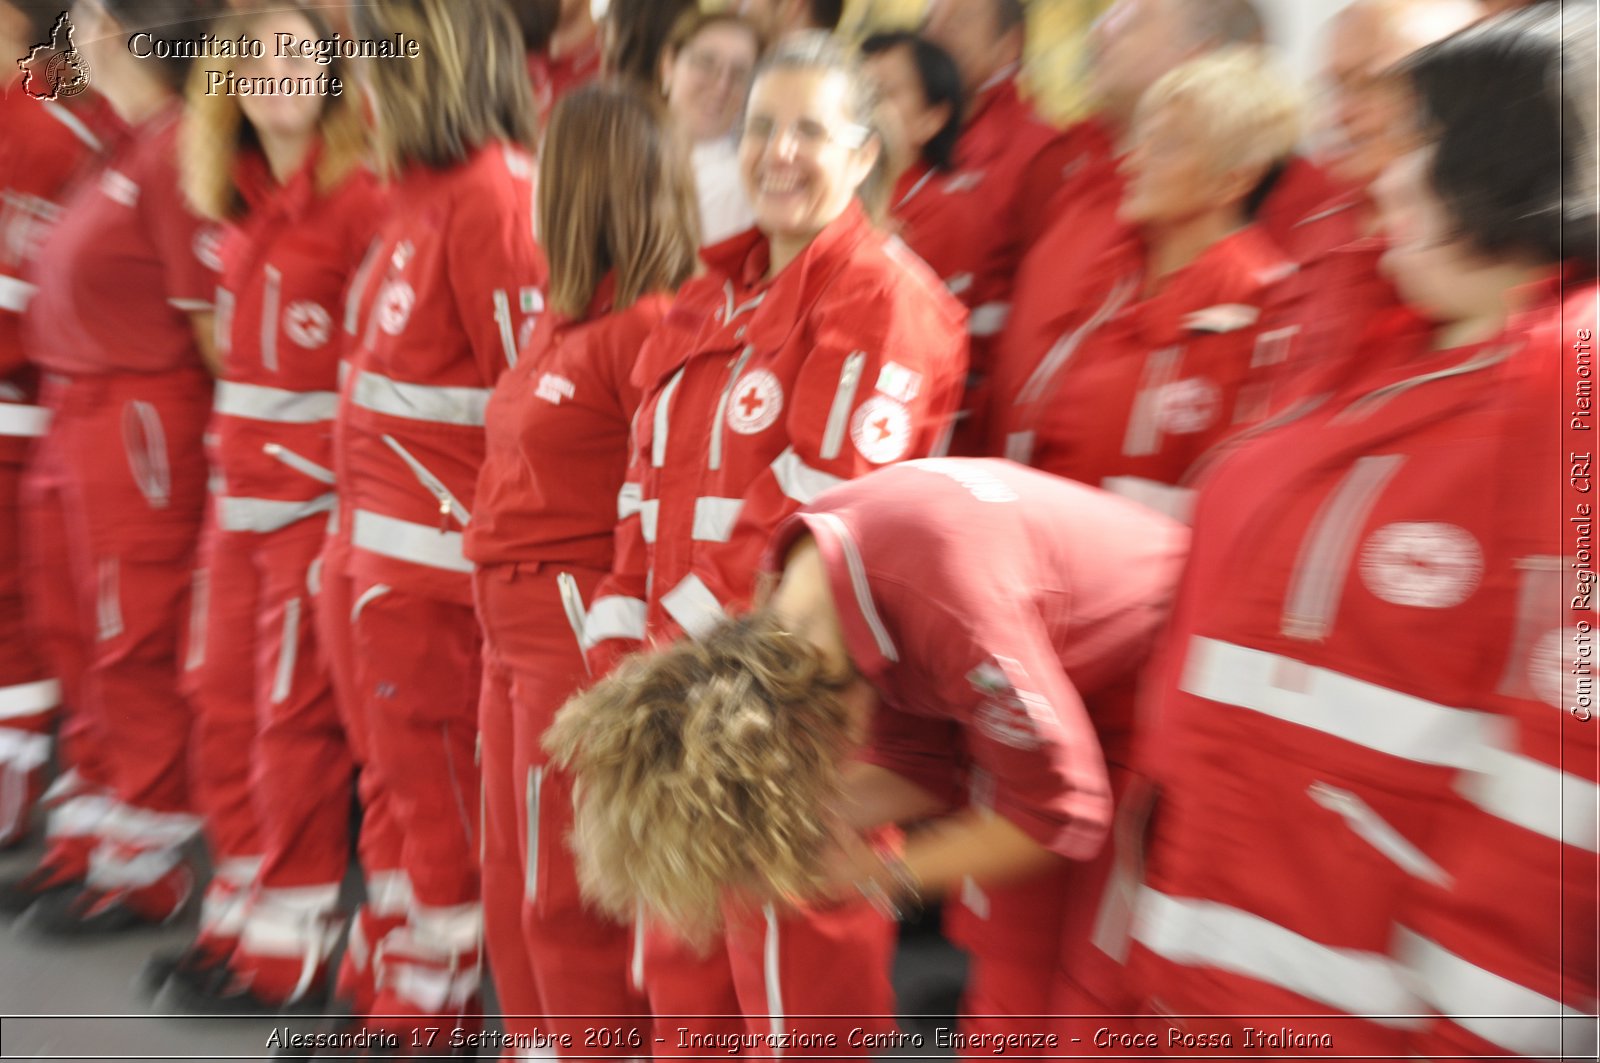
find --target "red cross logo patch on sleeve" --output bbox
[850,395,912,464]
[726,369,784,435]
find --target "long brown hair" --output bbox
[352,0,538,175]
[539,85,700,319]
[180,2,367,221]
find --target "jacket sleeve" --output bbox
[693,274,969,620]
[446,175,548,389]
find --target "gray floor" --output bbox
[0,830,965,1062]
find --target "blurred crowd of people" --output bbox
[0,0,1593,1059]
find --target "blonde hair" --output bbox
[351,0,538,175]
[180,2,366,221]
[544,612,853,945]
[1136,46,1302,181]
[539,85,700,319]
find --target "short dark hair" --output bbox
[605,0,697,91]
[860,31,965,172]
[806,0,845,32]
[99,0,226,91]
[1402,3,1598,269]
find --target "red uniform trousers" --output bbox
[345,577,483,1015]
[476,562,649,1055]
[312,554,408,1006]
[0,402,62,845]
[642,901,898,1062]
[35,369,208,887]
[187,514,351,983]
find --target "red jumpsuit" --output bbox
[998,227,1293,522]
[22,104,218,918]
[0,84,110,852]
[184,147,385,996]
[940,72,1075,451]
[993,130,1352,453]
[1121,285,1599,1056]
[766,458,1188,1044]
[465,276,663,1053]
[327,141,546,1021]
[585,202,967,1055]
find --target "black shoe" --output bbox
[0,858,85,916]
[158,957,330,1017]
[16,882,188,937]
[138,941,233,996]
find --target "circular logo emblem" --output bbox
[1359,522,1484,609]
[1157,377,1222,435]
[193,227,224,272]
[376,280,415,336]
[47,51,90,99]
[850,396,912,464]
[283,300,332,349]
[726,369,783,435]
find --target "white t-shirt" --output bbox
[691,136,756,246]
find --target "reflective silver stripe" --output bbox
[820,352,866,460]
[556,573,591,675]
[97,558,123,641]
[351,370,491,426]
[264,443,336,485]
[770,447,844,505]
[1396,929,1598,1058]
[124,400,171,509]
[1017,275,1138,406]
[261,265,282,371]
[1458,747,1600,851]
[639,499,659,544]
[0,678,61,721]
[692,497,743,542]
[214,381,338,424]
[41,100,101,150]
[525,766,543,904]
[217,495,336,534]
[1306,782,1450,886]
[763,904,786,1051]
[1122,346,1183,458]
[946,272,974,297]
[652,369,685,468]
[968,301,1009,338]
[0,273,37,313]
[807,512,897,663]
[97,803,202,848]
[617,482,643,521]
[380,434,471,526]
[0,403,49,438]
[344,240,384,336]
[710,347,754,471]
[350,510,472,573]
[0,728,51,769]
[1004,430,1034,465]
[1101,476,1196,523]
[1283,455,1405,640]
[582,596,647,648]
[184,566,209,672]
[270,597,302,704]
[1132,887,1423,1021]
[1180,637,1501,768]
[493,289,518,368]
[660,573,726,638]
[215,287,234,355]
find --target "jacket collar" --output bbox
[232,139,323,221]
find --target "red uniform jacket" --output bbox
[334,143,547,603]
[1124,285,1599,1056]
[886,161,984,306]
[994,134,1349,452]
[24,104,219,377]
[466,278,667,569]
[582,203,967,668]
[209,148,386,535]
[526,34,601,128]
[1000,226,1292,522]
[767,459,1187,972]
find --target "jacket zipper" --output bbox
[1282,454,1405,640]
[262,442,336,485]
[820,352,867,460]
[379,433,471,530]
[556,571,592,675]
[1307,781,1450,886]
[709,346,754,471]
[261,264,282,372]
